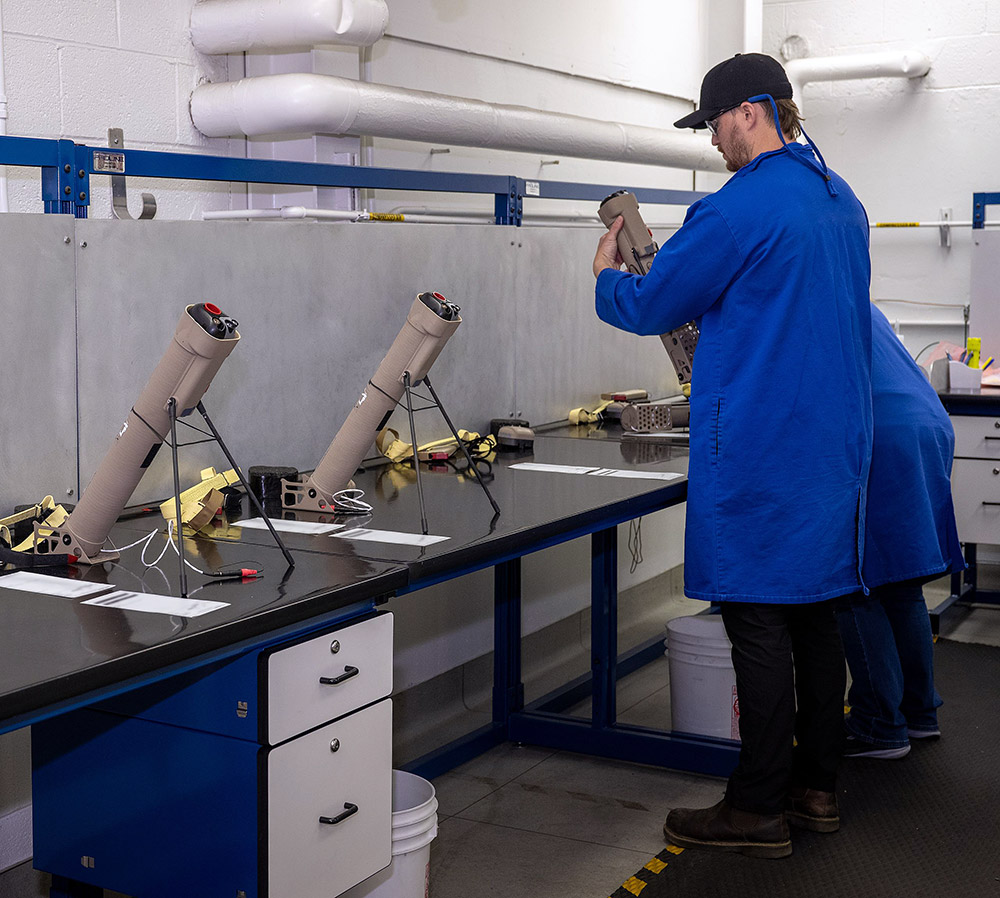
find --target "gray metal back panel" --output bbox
[0,214,78,508]
[74,220,520,505]
[9,217,676,510]
[512,227,679,424]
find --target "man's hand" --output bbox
[593,216,624,279]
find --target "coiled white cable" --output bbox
[333,488,373,514]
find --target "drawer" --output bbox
[266,612,393,745]
[952,415,1000,459]
[268,699,392,898]
[952,458,1000,544]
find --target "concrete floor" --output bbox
[424,578,1000,898]
[3,577,997,898]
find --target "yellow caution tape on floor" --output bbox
[621,876,647,896]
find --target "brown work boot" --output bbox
[786,786,840,833]
[663,799,792,858]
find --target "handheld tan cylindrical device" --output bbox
[598,190,700,384]
[40,304,241,562]
[283,292,461,512]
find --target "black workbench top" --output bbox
[1,436,687,731]
[939,386,1000,415]
[131,434,689,585]
[0,534,405,730]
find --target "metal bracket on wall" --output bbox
[108,128,156,220]
[939,207,952,249]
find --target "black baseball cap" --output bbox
[673,53,793,130]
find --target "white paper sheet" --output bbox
[510,463,683,482]
[81,590,229,618]
[587,469,684,481]
[235,517,343,535]
[330,528,449,547]
[509,463,602,475]
[0,571,114,599]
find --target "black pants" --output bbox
[720,600,846,815]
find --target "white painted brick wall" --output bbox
[763,0,1000,348]
[1,0,238,216]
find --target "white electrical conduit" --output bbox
[786,50,931,110]
[871,220,999,228]
[190,0,388,53]
[203,207,485,224]
[202,206,686,228]
[190,74,728,174]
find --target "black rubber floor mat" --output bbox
[609,638,1000,898]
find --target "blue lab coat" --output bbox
[865,307,965,586]
[596,142,873,603]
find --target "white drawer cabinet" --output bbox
[32,611,395,898]
[952,415,1000,461]
[267,612,394,745]
[952,458,1000,544]
[269,699,393,898]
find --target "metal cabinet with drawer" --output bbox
[951,415,1000,544]
[31,611,394,898]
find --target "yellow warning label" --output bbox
[664,844,685,855]
[621,876,647,896]
[369,213,405,221]
[874,222,921,228]
[644,858,667,874]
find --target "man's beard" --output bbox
[723,131,755,172]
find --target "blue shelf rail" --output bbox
[0,133,706,224]
[972,192,1000,229]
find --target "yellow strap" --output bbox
[12,503,71,552]
[160,468,239,524]
[376,427,489,462]
[568,399,612,425]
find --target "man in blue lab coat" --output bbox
[593,53,873,858]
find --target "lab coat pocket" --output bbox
[712,397,724,462]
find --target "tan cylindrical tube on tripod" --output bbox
[284,292,461,511]
[598,190,700,384]
[48,304,240,561]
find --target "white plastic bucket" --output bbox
[665,615,740,741]
[340,769,438,898]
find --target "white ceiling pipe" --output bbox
[191,74,727,173]
[786,50,931,108]
[190,0,388,54]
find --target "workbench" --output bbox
[2,435,737,898]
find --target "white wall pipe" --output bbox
[190,0,388,54]
[191,74,728,173]
[743,0,763,53]
[786,50,931,106]
[202,207,685,228]
[202,206,485,224]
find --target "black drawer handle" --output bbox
[982,502,1000,507]
[984,436,1000,441]
[320,803,359,825]
[320,666,359,686]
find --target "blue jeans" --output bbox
[835,579,942,747]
